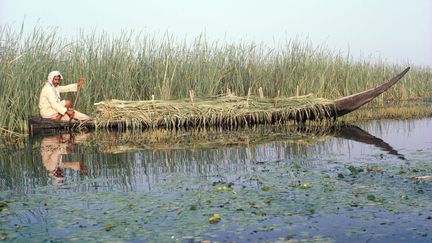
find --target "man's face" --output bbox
[52,75,61,87]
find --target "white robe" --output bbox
[39,82,78,118]
[38,70,91,120]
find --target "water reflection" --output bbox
[40,133,89,185]
[331,125,405,160]
[89,124,405,160]
[0,121,416,194]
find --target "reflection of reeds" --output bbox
[1,24,431,133]
[90,124,336,153]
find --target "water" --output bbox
[0,118,431,242]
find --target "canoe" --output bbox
[28,67,410,135]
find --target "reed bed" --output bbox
[343,103,432,121]
[1,24,432,134]
[93,93,335,129]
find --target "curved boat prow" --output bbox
[334,67,410,117]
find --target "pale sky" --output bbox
[1,0,431,67]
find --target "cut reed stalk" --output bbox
[93,94,335,129]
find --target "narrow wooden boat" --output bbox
[28,67,410,135]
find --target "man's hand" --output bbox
[77,78,85,89]
[65,99,71,108]
[66,109,75,119]
[55,113,63,120]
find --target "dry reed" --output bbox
[93,93,335,129]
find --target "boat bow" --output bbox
[334,67,410,117]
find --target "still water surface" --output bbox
[0,118,431,242]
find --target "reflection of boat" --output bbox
[28,67,410,135]
[88,124,405,160]
[327,125,405,160]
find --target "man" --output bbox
[39,71,91,121]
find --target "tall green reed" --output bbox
[1,24,431,134]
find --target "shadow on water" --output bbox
[0,123,404,194]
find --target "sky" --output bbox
[1,0,431,67]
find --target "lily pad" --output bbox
[208,213,221,224]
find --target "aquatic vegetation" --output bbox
[1,118,431,241]
[343,102,432,122]
[1,157,431,242]
[1,24,432,133]
[208,213,221,224]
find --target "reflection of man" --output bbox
[40,133,90,184]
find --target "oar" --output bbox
[69,82,82,122]
[72,84,81,110]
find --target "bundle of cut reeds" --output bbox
[93,93,335,129]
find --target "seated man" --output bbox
[39,70,91,121]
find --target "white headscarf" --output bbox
[47,71,63,101]
[47,71,63,85]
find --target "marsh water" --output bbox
[1,118,431,242]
